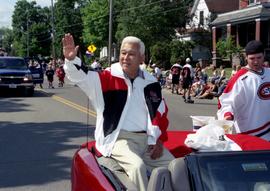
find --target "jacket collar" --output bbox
[110,62,156,82]
[245,66,264,75]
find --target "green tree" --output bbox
[150,40,194,70]
[150,41,171,69]
[170,40,195,65]
[216,36,243,60]
[216,36,244,68]
[0,28,14,55]
[81,0,109,49]
[115,0,193,49]
[12,0,52,57]
[54,0,84,58]
[80,0,193,62]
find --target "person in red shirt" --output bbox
[56,65,66,87]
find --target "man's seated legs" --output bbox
[111,131,149,191]
[111,130,174,191]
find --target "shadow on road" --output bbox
[0,98,31,113]
[0,91,54,113]
[0,89,54,98]
[0,121,95,188]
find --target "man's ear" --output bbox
[141,54,145,63]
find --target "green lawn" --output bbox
[205,67,232,79]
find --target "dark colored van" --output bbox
[0,57,34,96]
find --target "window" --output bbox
[199,11,204,26]
[0,58,27,70]
[249,0,256,4]
[186,151,270,191]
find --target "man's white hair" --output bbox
[121,36,145,55]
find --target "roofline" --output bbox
[216,4,263,18]
[211,4,268,27]
[191,0,200,15]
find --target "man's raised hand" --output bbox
[62,33,79,61]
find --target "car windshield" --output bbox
[0,58,28,70]
[193,151,270,191]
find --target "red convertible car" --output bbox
[71,131,270,191]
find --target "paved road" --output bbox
[0,91,90,191]
[0,79,218,191]
[163,89,218,131]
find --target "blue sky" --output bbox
[0,0,51,28]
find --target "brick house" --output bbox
[211,0,270,65]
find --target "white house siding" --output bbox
[100,47,108,58]
[177,35,192,41]
[187,0,211,30]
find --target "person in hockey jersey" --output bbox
[217,40,270,141]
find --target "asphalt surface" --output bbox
[163,89,218,131]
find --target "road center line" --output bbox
[52,95,97,117]
[37,88,97,118]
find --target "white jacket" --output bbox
[64,57,169,156]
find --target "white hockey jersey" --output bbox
[217,67,270,141]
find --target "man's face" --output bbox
[120,42,144,78]
[246,53,264,72]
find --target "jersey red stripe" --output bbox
[241,121,270,134]
[223,68,248,93]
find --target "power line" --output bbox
[115,0,167,13]
[76,4,191,28]
[15,1,192,49]
[16,1,190,38]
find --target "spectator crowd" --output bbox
[27,58,66,89]
[160,59,245,103]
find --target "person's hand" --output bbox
[62,33,79,61]
[224,115,233,120]
[147,140,163,160]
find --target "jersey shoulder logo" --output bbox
[258,82,270,100]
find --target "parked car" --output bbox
[71,131,270,191]
[0,56,34,96]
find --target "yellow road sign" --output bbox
[88,45,97,53]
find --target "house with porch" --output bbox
[176,0,238,65]
[211,0,270,65]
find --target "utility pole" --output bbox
[51,0,56,59]
[108,0,113,65]
[27,11,29,57]
[0,34,3,48]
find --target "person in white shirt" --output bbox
[217,40,270,141]
[90,59,101,71]
[181,58,194,103]
[62,34,174,191]
[151,64,162,82]
[140,61,147,70]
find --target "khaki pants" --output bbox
[111,130,175,191]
